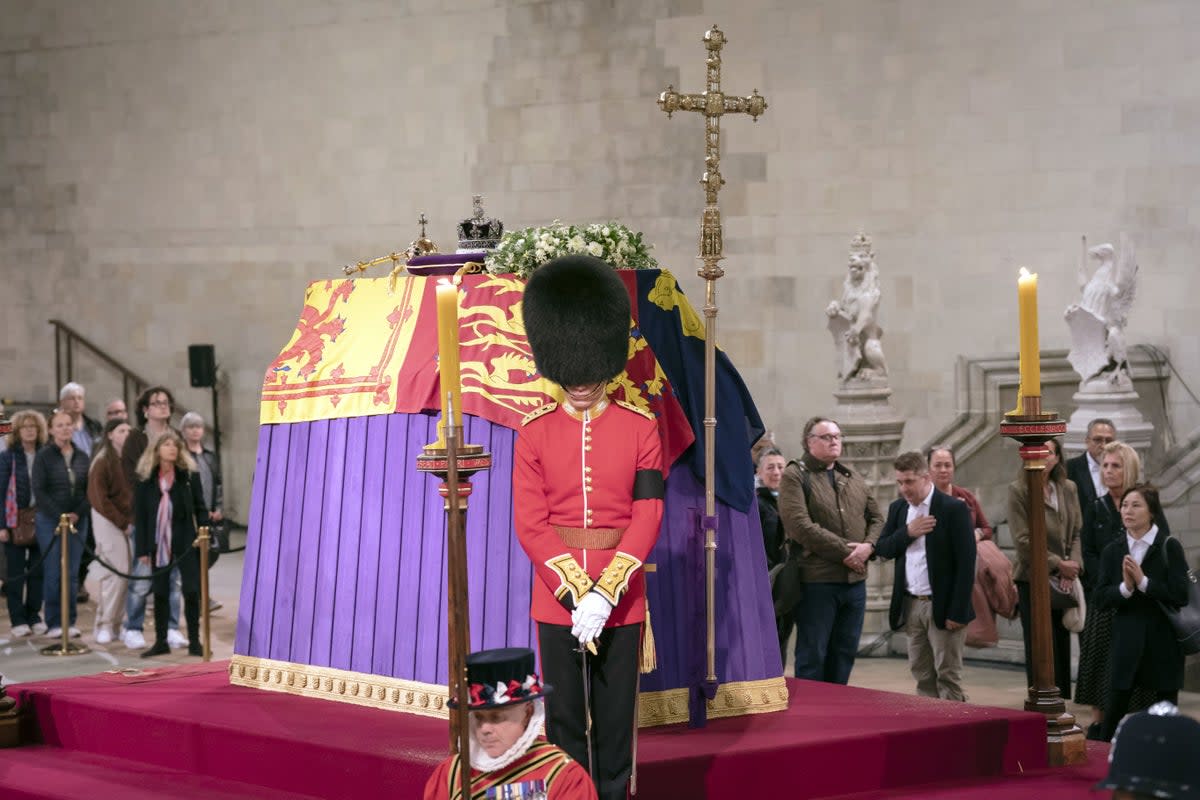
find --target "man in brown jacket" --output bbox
[778,416,883,683]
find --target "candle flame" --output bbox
[1018,266,1030,278]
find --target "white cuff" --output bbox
[1138,575,1149,594]
[1119,582,1133,599]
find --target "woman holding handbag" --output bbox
[133,430,208,657]
[0,409,48,637]
[1095,484,1188,742]
[1007,436,1082,700]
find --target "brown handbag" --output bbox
[13,506,36,547]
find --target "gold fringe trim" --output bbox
[637,675,789,727]
[228,654,449,719]
[229,655,788,728]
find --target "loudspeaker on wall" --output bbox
[188,344,216,388]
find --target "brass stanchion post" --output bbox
[1000,397,1085,765]
[41,513,90,656]
[196,525,211,661]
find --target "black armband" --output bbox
[633,469,665,500]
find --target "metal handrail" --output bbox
[49,318,171,414]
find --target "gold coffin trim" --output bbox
[229,655,787,727]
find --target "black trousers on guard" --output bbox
[538,622,640,800]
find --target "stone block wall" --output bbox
[4,0,1200,520]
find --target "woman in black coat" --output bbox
[31,409,91,637]
[132,430,208,657]
[1095,484,1189,742]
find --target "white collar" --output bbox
[468,699,546,773]
[1086,451,1102,472]
[909,484,935,512]
[1127,524,1159,551]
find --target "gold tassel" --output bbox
[640,604,657,674]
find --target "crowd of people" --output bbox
[756,415,1191,742]
[0,382,224,658]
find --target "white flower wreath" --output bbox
[484,220,658,279]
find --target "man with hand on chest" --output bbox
[875,450,976,701]
[513,255,665,800]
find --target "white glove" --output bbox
[570,592,612,646]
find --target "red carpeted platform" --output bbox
[1,661,1077,799]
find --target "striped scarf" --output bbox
[156,469,175,568]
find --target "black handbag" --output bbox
[1048,577,1078,610]
[770,541,804,615]
[1155,537,1200,656]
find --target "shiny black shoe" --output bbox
[1086,722,1104,741]
[188,643,203,657]
[140,641,170,658]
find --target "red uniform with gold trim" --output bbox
[423,738,597,800]
[513,398,664,626]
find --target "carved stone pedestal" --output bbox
[1065,377,1153,464]
[833,379,905,643]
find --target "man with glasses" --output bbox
[1067,418,1116,510]
[778,416,883,684]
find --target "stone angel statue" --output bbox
[1065,232,1138,387]
[827,232,887,383]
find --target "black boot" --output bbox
[141,641,170,657]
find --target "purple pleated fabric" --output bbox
[235,412,782,688]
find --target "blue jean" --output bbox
[35,511,83,629]
[792,581,866,684]
[125,534,180,633]
[4,539,44,627]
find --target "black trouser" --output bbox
[151,552,199,647]
[1016,581,1073,700]
[1103,688,1177,742]
[538,622,639,800]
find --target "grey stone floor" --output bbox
[2,534,1197,727]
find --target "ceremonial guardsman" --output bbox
[514,255,665,800]
[423,647,597,800]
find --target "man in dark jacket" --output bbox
[1066,418,1116,512]
[875,451,976,701]
[778,416,883,684]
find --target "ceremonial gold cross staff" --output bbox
[658,25,767,703]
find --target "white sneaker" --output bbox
[95,627,113,645]
[46,627,63,638]
[31,622,48,635]
[10,624,31,638]
[166,629,189,648]
[122,629,147,649]
[68,626,82,638]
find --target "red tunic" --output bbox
[422,738,597,800]
[513,399,664,627]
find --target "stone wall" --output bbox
[4,0,1200,519]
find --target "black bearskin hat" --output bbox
[523,255,630,388]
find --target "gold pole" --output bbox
[444,396,472,800]
[197,525,212,661]
[40,514,90,656]
[658,26,767,695]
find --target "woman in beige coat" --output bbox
[1007,436,1082,700]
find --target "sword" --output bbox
[577,641,596,786]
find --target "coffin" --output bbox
[230,270,787,725]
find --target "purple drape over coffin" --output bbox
[236,411,782,690]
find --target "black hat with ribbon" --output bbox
[449,647,552,710]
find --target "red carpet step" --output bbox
[2,661,1051,799]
